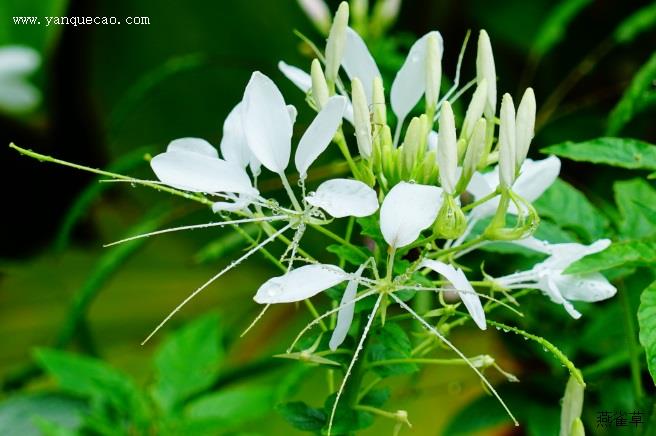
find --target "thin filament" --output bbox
[328,293,383,436]
[141,223,291,345]
[240,304,271,337]
[390,293,519,426]
[104,215,286,247]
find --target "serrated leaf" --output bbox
[534,178,608,241]
[531,0,592,57]
[565,239,656,274]
[276,402,326,432]
[368,322,418,377]
[34,349,147,423]
[639,280,656,385]
[614,178,656,239]
[607,52,656,135]
[327,244,370,266]
[183,386,274,430]
[153,313,224,411]
[542,137,656,170]
[613,2,656,44]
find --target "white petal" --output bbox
[242,72,293,174]
[553,273,617,302]
[220,102,251,167]
[511,237,552,254]
[295,96,347,177]
[390,31,443,122]
[253,264,347,304]
[512,156,561,202]
[167,137,219,158]
[543,239,611,271]
[342,28,381,103]
[543,276,581,319]
[380,182,443,248]
[468,171,499,219]
[277,61,312,92]
[306,178,378,218]
[211,194,253,213]
[0,46,40,76]
[329,264,365,350]
[287,105,298,125]
[151,150,255,195]
[421,260,486,330]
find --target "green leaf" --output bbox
[153,313,224,411]
[613,2,656,44]
[0,393,85,436]
[368,322,418,377]
[276,402,326,432]
[607,52,656,135]
[638,280,656,384]
[534,178,609,241]
[531,0,592,57]
[542,137,656,170]
[322,394,374,434]
[327,244,370,266]
[183,386,274,430]
[34,349,147,421]
[565,239,656,274]
[360,388,391,408]
[614,178,656,239]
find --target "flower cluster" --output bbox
[105,2,616,433]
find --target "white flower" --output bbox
[467,156,561,219]
[0,46,40,113]
[342,28,381,103]
[495,238,617,318]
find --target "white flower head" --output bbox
[496,238,616,318]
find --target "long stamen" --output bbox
[104,216,286,247]
[390,293,519,426]
[240,304,271,337]
[328,293,383,436]
[287,289,378,353]
[404,286,523,317]
[141,223,291,345]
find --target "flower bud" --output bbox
[350,0,369,34]
[515,87,536,170]
[352,77,372,159]
[437,101,457,194]
[401,115,427,176]
[560,375,585,436]
[458,118,486,192]
[370,0,401,37]
[460,79,487,142]
[372,75,387,126]
[435,194,466,239]
[498,93,516,189]
[325,2,349,85]
[425,33,442,114]
[297,0,331,34]
[476,30,496,119]
[311,58,330,108]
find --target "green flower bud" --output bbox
[352,77,372,159]
[435,193,467,239]
[325,2,349,85]
[498,93,516,189]
[460,79,487,142]
[372,75,387,126]
[425,33,442,114]
[515,87,536,171]
[457,118,486,193]
[311,58,330,108]
[476,30,496,119]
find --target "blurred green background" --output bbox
[1,0,655,434]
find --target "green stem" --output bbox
[484,317,585,386]
[9,143,213,207]
[618,280,645,400]
[334,129,359,177]
[279,172,302,211]
[366,357,474,369]
[309,223,368,260]
[461,188,500,212]
[354,404,399,420]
